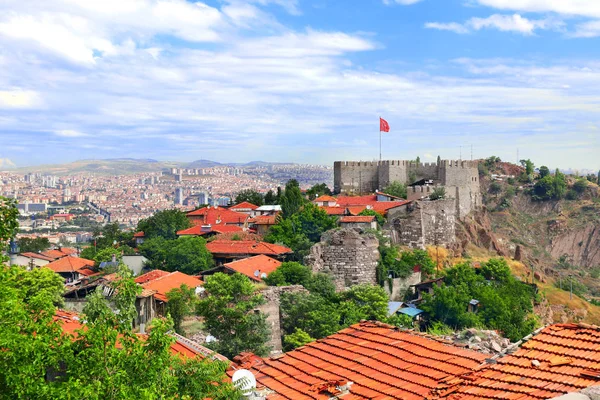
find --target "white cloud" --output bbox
[425,22,469,34]
[0,89,40,108]
[54,129,87,137]
[572,20,600,37]
[426,14,563,35]
[475,0,600,18]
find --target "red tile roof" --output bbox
[321,206,346,216]
[335,195,378,205]
[141,271,203,302]
[42,247,77,259]
[186,206,248,226]
[133,231,145,238]
[313,195,337,202]
[229,321,488,400]
[223,255,282,282]
[371,200,411,214]
[248,215,278,225]
[20,252,55,261]
[45,256,95,273]
[177,224,243,236]
[339,216,375,223]
[433,323,600,400]
[206,240,292,257]
[346,206,367,215]
[134,269,171,284]
[230,201,259,211]
[54,309,83,335]
[78,268,97,277]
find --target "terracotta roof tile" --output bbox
[229,321,488,399]
[133,231,145,238]
[134,269,170,284]
[223,255,282,281]
[433,324,600,400]
[248,215,278,225]
[45,256,95,273]
[230,201,259,210]
[321,206,346,216]
[206,240,292,256]
[20,252,55,261]
[177,224,243,236]
[339,216,375,223]
[313,195,337,202]
[186,206,248,225]
[141,271,203,302]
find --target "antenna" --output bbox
[459,145,462,160]
[232,369,257,396]
[471,144,473,161]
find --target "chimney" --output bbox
[112,254,116,263]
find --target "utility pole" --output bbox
[471,144,473,161]
[570,275,573,300]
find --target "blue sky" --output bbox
[0,0,599,170]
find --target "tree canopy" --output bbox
[196,273,270,359]
[234,189,264,207]
[139,236,213,274]
[381,181,407,199]
[136,209,191,240]
[17,237,50,253]
[280,179,305,219]
[306,183,332,201]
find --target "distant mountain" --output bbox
[15,158,179,175]
[0,158,17,170]
[185,159,224,168]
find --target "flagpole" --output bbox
[379,116,382,161]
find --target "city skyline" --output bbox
[0,0,599,169]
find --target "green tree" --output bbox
[166,284,197,335]
[553,169,568,199]
[387,313,414,329]
[137,209,191,240]
[234,189,264,207]
[139,236,213,274]
[480,258,511,281]
[0,196,18,254]
[264,261,312,287]
[264,189,277,205]
[573,179,588,194]
[2,265,65,307]
[17,237,50,253]
[539,166,550,179]
[358,209,385,226]
[489,181,502,196]
[306,183,332,201]
[340,284,389,322]
[520,159,535,176]
[283,328,315,351]
[381,181,407,199]
[280,179,305,219]
[196,273,270,359]
[429,187,446,200]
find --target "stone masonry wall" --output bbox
[307,229,380,291]
[257,285,307,354]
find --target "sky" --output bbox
[0,0,599,170]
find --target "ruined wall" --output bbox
[389,199,456,248]
[257,285,307,354]
[384,271,421,301]
[440,160,481,218]
[307,229,379,291]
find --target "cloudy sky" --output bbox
[0,0,599,169]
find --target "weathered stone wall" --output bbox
[384,271,421,301]
[307,229,380,291]
[389,199,456,248]
[257,285,307,354]
[334,161,380,194]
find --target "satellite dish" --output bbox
[232,369,257,396]
[254,270,260,277]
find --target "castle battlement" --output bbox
[442,160,479,168]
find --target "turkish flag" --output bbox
[380,117,390,132]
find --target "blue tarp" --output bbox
[399,307,424,318]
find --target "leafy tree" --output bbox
[264,189,277,205]
[283,328,315,351]
[340,284,389,322]
[306,183,332,201]
[281,291,342,340]
[264,261,312,287]
[265,203,336,262]
[1,265,65,307]
[481,258,511,281]
[573,179,588,194]
[0,196,18,253]
[358,209,385,226]
[387,313,414,329]
[533,170,567,201]
[17,237,50,253]
[398,249,436,277]
[382,181,407,199]
[137,209,191,240]
[196,273,270,359]
[166,284,197,335]
[553,169,568,199]
[520,159,535,176]
[429,187,446,200]
[234,189,264,207]
[280,179,305,219]
[489,181,502,196]
[139,236,213,274]
[539,166,550,179]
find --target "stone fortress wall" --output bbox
[334,159,481,219]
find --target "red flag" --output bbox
[380,117,390,133]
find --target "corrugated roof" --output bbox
[223,255,282,282]
[229,321,488,400]
[45,256,95,273]
[432,323,600,400]
[206,240,292,256]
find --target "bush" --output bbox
[573,179,588,194]
[429,187,446,200]
[565,190,578,200]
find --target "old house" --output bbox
[247,215,278,236]
[201,254,281,282]
[229,201,259,215]
[186,205,248,227]
[206,240,292,265]
[338,215,377,230]
[140,271,203,316]
[45,256,95,283]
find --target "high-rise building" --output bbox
[174,188,183,205]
